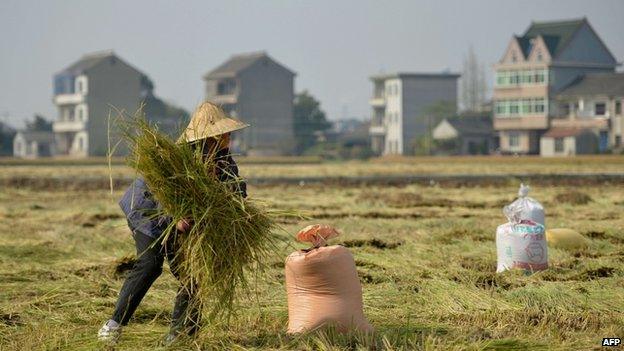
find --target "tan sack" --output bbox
[546,228,589,250]
[285,245,373,334]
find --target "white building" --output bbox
[13,131,55,158]
[540,72,624,156]
[369,73,459,155]
[52,51,149,156]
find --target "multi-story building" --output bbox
[204,52,296,155]
[52,51,149,156]
[493,18,618,154]
[368,73,459,155]
[541,72,623,156]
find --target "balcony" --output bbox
[211,94,237,105]
[369,124,386,136]
[53,120,86,133]
[54,93,84,105]
[551,117,609,130]
[493,85,548,99]
[369,97,386,107]
[494,116,548,130]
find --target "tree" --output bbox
[0,121,16,156]
[293,91,331,155]
[25,114,53,132]
[461,46,487,112]
[411,100,457,155]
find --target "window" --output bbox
[522,70,534,84]
[536,50,543,62]
[509,132,520,148]
[77,107,83,121]
[615,101,621,115]
[595,103,606,116]
[534,69,546,83]
[509,100,519,115]
[615,135,622,147]
[496,69,548,87]
[511,51,517,62]
[521,99,532,114]
[66,107,75,121]
[496,98,545,117]
[554,138,564,153]
[495,100,507,115]
[534,98,545,113]
[217,79,236,95]
[496,71,508,86]
[559,103,570,116]
[78,137,84,151]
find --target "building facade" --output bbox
[540,72,623,156]
[13,131,55,158]
[369,73,459,156]
[204,52,295,155]
[52,51,149,157]
[432,114,495,155]
[493,18,618,154]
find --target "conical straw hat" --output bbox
[178,102,249,143]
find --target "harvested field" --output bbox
[1,155,623,179]
[0,159,623,350]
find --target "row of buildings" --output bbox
[369,18,623,156]
[12,17,623,158]
[14,51,295,157]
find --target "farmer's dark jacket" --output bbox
[119,149,247,238]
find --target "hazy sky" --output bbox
[1,0,623,127]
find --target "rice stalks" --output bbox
[120,111,286,324]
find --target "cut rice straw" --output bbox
[114,108,296,325]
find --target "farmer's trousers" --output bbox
[111,231,200,334]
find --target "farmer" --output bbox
[98,102,249,345]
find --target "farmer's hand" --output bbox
[176,218,193,233]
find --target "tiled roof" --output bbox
[203,52,295,79]
[543,127,589,138]
[16,130,55,143]
[371,72,460,81]
[445,114,492,136]
[520,18,586,57]
[59,50,116,75]
[557,73,624,97]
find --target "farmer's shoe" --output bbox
[162,327,186,347]
[171,288,202,334]
[163,316,201,346]
[98,319,122,345]
[163,313,201,346]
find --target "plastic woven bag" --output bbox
[503,184,545,226]
[496,184,548,273]
[496,220,548,272]
[285,225,372,334]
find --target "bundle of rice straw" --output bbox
[121,116,280,322]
